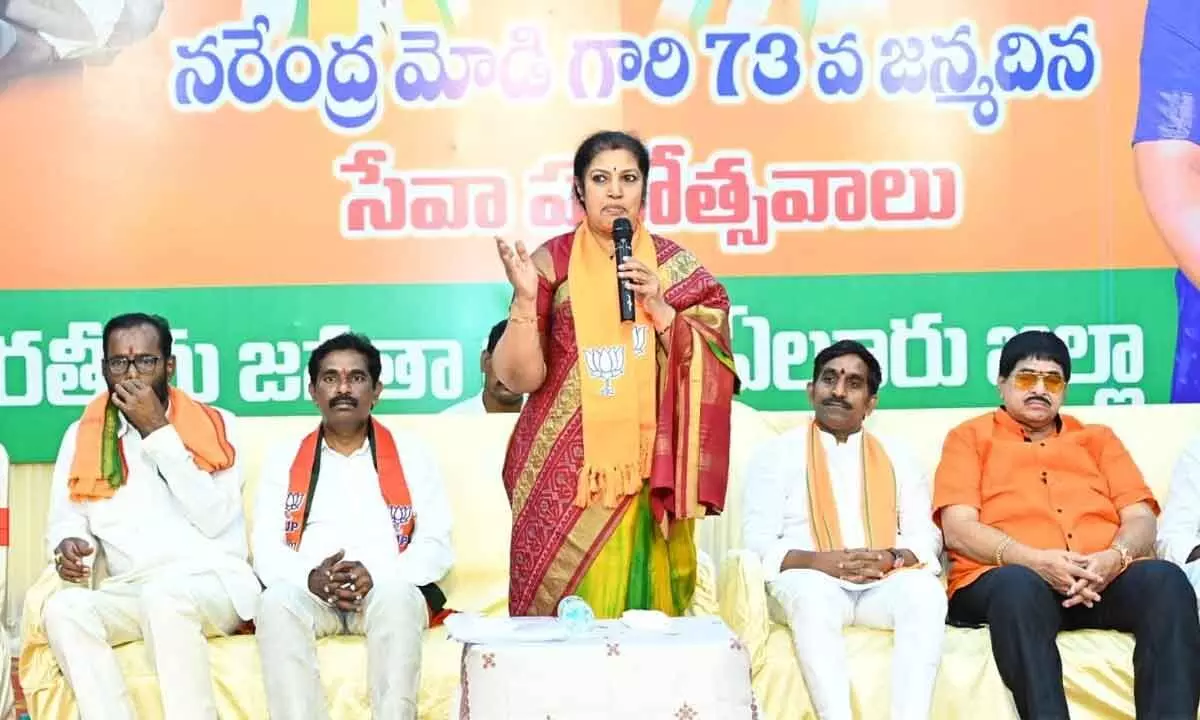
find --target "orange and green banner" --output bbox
[0,0,1177,463]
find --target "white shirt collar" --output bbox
[320,436,372,458]
[815,425,864,449]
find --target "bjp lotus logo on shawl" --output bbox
[284,491,305,513]
[632,325,650,358]
[241,0,469,44]
[390,504,414,547]
[389,504,413,526]
[585,346,626,397]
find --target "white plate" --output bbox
[620,610,677,633]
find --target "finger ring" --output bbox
[355,594,362,602]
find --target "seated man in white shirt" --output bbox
[1157,436,1200,595]
[42,312,259,720]
[741,340,946,720]
[253,332,454,720]
[441,320,524,414]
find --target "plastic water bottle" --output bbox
[556,595,596,635]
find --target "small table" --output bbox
[455,615,758,719]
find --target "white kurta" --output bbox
[741,424,947,720]
[1157,435,1200,595]
[252,428,454,720]
[42,405,258,720]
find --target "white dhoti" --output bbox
[769,568,947,720]
[255,571,429,720]
[42,572,242,720]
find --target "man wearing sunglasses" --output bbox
[41,312,258,720]
[934,330,1200,719]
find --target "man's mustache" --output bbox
[823,398,851,409]
[330,395,358,407]
[1025,396,1051,406]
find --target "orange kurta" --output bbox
[933,409,1158,598]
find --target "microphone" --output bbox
[612,217,636,322]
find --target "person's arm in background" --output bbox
[1159,438,1200,566]
[1134,0,1200,285]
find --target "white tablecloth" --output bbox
[455,615,758,719]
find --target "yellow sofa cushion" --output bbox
[752,624,1138,720]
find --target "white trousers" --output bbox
[769,569,947,720]
[255,572,429,720]
[42,572,242,720]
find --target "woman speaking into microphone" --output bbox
[491,130,739,618]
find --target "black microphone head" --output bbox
[612,217,633,245]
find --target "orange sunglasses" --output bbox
[1010,370,1066,394]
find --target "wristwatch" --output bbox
[1110,541,1132,571]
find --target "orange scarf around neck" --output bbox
[806,422,897,551]
[68,387,235,501]
[283,418,454,626]
[285,418,415,552]
[566,220,659,509]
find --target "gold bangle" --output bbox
[1110,541,1132,571]
[994,536,1014,566]
[507,313,537,324]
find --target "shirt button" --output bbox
[1056,508,1063,513]
[1067,533,1074,539]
